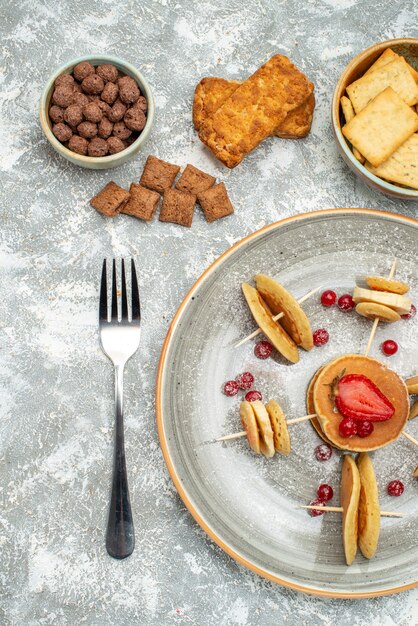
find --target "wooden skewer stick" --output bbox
[402,431,418,448]
[300,505,404,518]
[364,257,397,357]
[215,414,316,442]
[234,286,321,348]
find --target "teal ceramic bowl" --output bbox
[39,54,155,169]
[332,38,418,200]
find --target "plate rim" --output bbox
[156,207,418,599]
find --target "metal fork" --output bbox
[99,258,141,559]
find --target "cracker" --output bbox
[365,48,418,84]
[197,182,234,222]
[340,95,365,163]
[122,183,160,221]
[193,77,315,139]
[159,188,195,227]
[90,181,130,217]
[175,164,215,195]
[140,155,180,193]
[198,55,313,167]
[365,133,418,189]
[342,87,418,167]
[346,58,418,113]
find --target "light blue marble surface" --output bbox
[0,1,417,624]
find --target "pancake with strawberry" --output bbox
[313,354,409,452]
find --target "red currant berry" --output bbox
[401,304,416,320]
[339,417,358,438]
[387,480,404,497]
[356,420,374,438]
[308,498,326,517]
[313,328,329,346]
[254,340,273,359]
[235,372,255,390]
[381,339,398,356]
[337,294,355,311]
[321,290,337,307]
[245,390,262,402]
[223,380,239,396]
[317,484,334,501]
[314,443,332,462]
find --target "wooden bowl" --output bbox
[332,38,418,200]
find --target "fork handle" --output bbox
[106,364,135,559]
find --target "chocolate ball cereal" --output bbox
[97,100,111,115]
[64,104,83,127]
[108,99,127,122]
[88,137,109,157]
[83,101,103,123]
[136,96,147,112]
[73,61,95,82]
[81,74,104,95]
[124,106,146,131]
[113,121,132,140]
[49,105,65,123]
[98,117,114,138]
[101,81,119,104]
[68,135,89,155]
[77,121,98,139]
[55,74,74,89]
[52,86,74,108]
[71,92,89,107]
[118,76,140,104]
[107,136,126,154]
[96,64,118,83]
[52,122,73,142]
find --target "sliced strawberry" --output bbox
[335,374,395,422]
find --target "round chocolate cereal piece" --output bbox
[96,64,118,83]
[68,135,89,155]
[101,81,119,105]
[98,117,114,139]
[88,137,109,157]
[83,101,103,123]
[52,122,73,142]
[135,95,147,112]
[118,76,140,104]
[97,100,111,115]
[55,74,74,89]
[52,86,74,108]
[107,136,126,154]
[112,121,132,140]
[124,107,146,131]
[77,121,98,139]
[81,74,104,95]
[64,104,83,127]
[73,61,95,82]
[71,92,89,107]
[87,94,101,102]
[108,99,127,122]
[49,105,65,123]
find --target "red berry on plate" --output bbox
[235,372,255,390]
[381,339,398,356]
[335,373,395,421]
[321,290,337,307]
[308,498,326,517]
[223,380,239,396]
[387,480,404,497]
[339,417,358,438]
[313,328,329,346]
[401,304,416,320]
[254,340,273,359]
[356,420,374,438]
[314,443,332,462]
[317,483,334,501]
[337,294,355,311]
[245,390,262,402]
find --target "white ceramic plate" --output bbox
[157,209,418,598]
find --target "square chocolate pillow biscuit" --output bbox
[159,189,195,227]
[90,181,130,217]
[122,183,160,221]
[140,155,180,193]
[197,182,234,223]
[175,164,216,196]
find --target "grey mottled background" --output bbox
[1,1,417,625]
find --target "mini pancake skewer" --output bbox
[363,258,398,357]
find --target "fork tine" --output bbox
[99,259,108,321]
[111,259,118,321]
[121,259,128,320]
[131,259,140,321]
